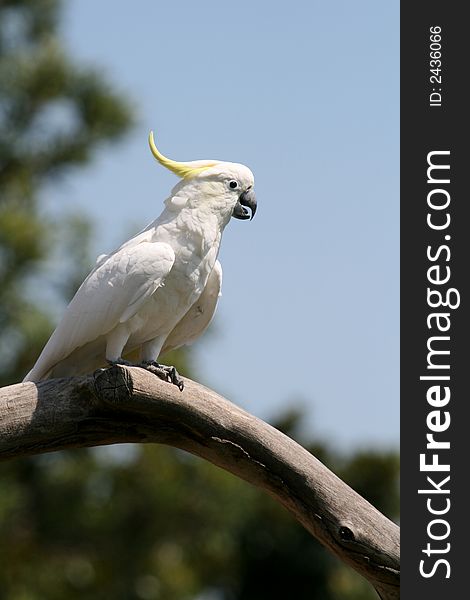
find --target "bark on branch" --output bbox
[0,366,399,599]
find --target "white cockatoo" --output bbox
[23,132,256,390]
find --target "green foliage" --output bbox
[337,451,400,519]
[0,0,133,385]
[0,425,399,600]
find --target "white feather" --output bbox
[23,159,255,382]
[24,242,175,381]
[162,261,222,354]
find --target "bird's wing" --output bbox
[161,260,222,355]
[24,241,175,381]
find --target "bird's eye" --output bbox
[229,180,239,190]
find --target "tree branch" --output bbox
[0,366,399,599]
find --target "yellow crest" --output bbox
[148,131,218,179]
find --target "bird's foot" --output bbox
[94,358,133,375]
[107,358,132,367]
[140,361,184,391]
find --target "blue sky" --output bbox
[43,1,399,449]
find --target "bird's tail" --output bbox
[23,363,51,382]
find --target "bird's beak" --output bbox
[232,188,257,220]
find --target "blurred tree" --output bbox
[0,0,133,385]
[0,412,399,600]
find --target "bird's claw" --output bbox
[140,361,184,391]
[103,359,184,391]
[107,359,132,367]
[95,359,133,376]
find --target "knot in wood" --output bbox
[93,365,133,406]
[339,526,355,542]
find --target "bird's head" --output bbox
[149,132,257,224]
